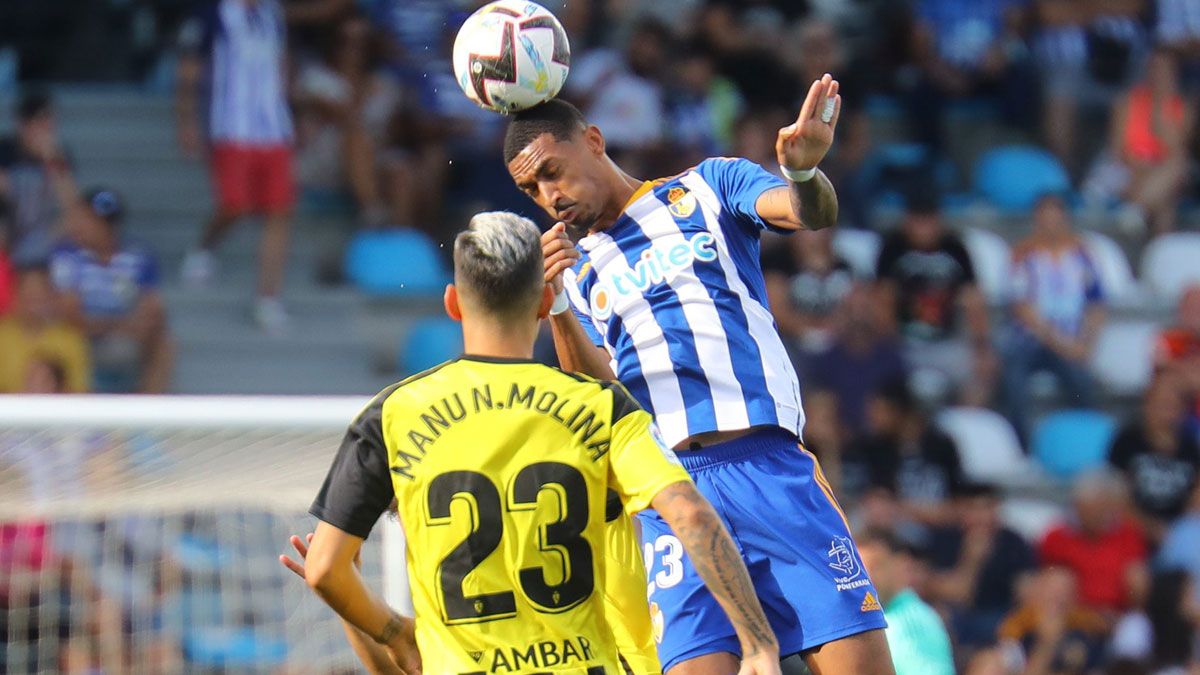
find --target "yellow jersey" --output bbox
[310,356,689,674]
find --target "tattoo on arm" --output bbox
[656,483,777,656]
[374,611,404,645]
[791,170,838,231]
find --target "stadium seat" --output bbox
[1090,320,1159,396]
[344,229,450,296]
[961,227,1012,305]
[1140,232,1200,303]
[973,145,1071,212]
[832,228,882,279]
[400,318,463,375]
[936,407,1033,487]
[184,627,288,668]
[1031,410,1118,481]
[1082,231,1141,308]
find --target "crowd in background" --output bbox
[2,0,1200,673]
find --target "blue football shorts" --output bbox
[638,427,887,671]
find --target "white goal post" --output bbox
[0,394,411,674]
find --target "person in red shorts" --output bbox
[1157,284,1200,434]
[176,0,294,333]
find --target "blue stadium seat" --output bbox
[401,318,464,375]
[345,229,449,296]
[973,145,1071,212]
[184,627,288,668]
[1031,410,1117,481]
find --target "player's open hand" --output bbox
[542,222,580,294]
[777,73,841,172]
[737,652,784,675]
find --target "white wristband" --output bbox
[549,289,570,315]
[780,164,818,183]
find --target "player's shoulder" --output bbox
[368,359,461,411]
[549,369,643,420]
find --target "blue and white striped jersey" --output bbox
[180,0,293,145]
[563,158,804,449]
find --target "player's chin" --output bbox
[562,219,591,240]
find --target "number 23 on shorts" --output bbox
[644,534,684,596]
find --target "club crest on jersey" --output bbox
[666,186,696,218]
[589,232,717,320]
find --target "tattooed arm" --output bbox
[754,173,839,231]
[651,482,781,673]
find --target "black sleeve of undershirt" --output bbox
[309,392,397,539]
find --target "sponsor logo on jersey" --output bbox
[828,536,871,592]
[667,186,696,218]
[589,232,717,320]
[860,592,882,613]
[482,635,596,672]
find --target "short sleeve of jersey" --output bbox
[604,383,692,514]
[309,392,397,539]
[563,266,604,348]
[694,157,787,234]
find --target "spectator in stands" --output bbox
[1033,1,1145,173]
[294,13,399,228]
[1040,470,1148,614]
[1155,0,1200,93]
[856,528,956,675]
[1158,483,1200,606]
[0,240,13,315]
[843,377,966,526]
[0,265,89,393]
[49,188,172,394]
[875,193,994,404]
[1110,569,1200,672]
[1156,284,1200,438]
[810,283,907,436]
[0,93,76,265]
[928,482,1036,648]
[998,193,1106,439]
[176,0,295,332]
[665,43,743,167]
[1107,46,1194,235]
[904,0,1035,152]
[763,228,856,377]
[1108,377,1200,543]
[997,567,1110,675]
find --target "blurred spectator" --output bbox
[1155,0,1200,91]
[1110,569,1200,672]
[176,0,294,332]
[0,241,13,315]
[1156,285,1200,437]
[904,0,1035,152]
[0,92,74,265]
[1108,377,1200,542]
[801,389,846,494]
[0,265,89,393]
[731,108,791,176]
[999,193,1105,438]
[809,283,907,435]
[1033,0,1145,173]
[294,13,400,228]
[566,18,668,173]
[929,482,1037,648]
[665,42,743,166]
[1106,47,1194,235]
[875,194,993,404]
[762,229,856,373]
[21,357,67,394]
[843,377,965,526]
[998,567,1110,675]
[1158,483,1200,606]
[1040,471,1148,614]
[857,528,956,675]
[49,188,172,394]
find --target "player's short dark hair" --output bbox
[503,99,588,165]
[453,211,545,317]
[17,91,53,122]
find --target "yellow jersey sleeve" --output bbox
[605,383,692,515]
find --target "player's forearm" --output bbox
[652,482,779,659]
[550,312,615,379]
[789,169,838,231]
[306,561,409,649]
[340,621,405,675]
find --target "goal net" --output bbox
[0,395,410,675]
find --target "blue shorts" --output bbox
[638,428,887,671]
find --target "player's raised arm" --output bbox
[756,73,842,231]
[542,222,616,379]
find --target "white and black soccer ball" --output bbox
[452,0,571,114]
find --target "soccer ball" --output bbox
[452,0,571,114]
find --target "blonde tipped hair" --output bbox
[453,211,545,315]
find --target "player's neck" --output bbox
[592,164,643,233]
[461,319,537,361]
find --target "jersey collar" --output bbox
[459,354,539,364]
[579,180,659,253]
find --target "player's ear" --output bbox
[583,125,605,157]
[444,284,463,322]
[536,283,554,319]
